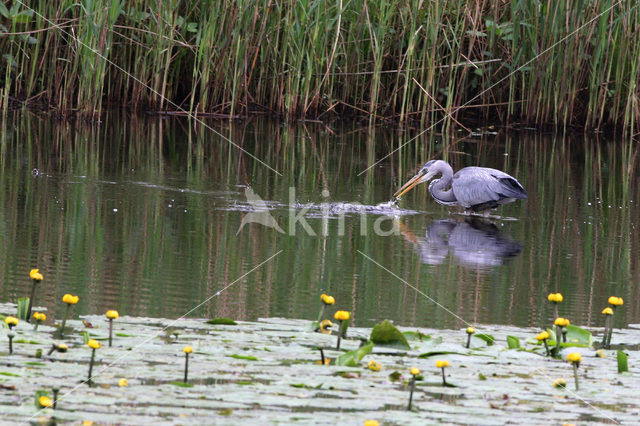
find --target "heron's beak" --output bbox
[393,170,428,200]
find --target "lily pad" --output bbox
[207,318,238,325]
[370,320,410,350]
[229,354,258,361]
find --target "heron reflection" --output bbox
[400,217,522,269]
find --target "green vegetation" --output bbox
[1,1,639,132]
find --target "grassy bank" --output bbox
[1,1,639,132]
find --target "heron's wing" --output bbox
[452,167,527,208]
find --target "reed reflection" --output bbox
[399,217,522,270]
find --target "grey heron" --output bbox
[393,160,527,212]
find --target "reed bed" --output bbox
[0,1,639,132]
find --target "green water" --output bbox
[0,113,638,329]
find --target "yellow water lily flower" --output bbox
[88,339,102,350]
[435,360,450,368]
[334,310,350,321]
[183,345,193,354]
[38,396,53,408]
[30,269,44,281]
[320,319,333,334]
[566,352,582,364]
[33,312,47,322]
[4,316,19,327]
[364,421,379,426]
[367,360,382,372]
[554,317,570,327]
[553,378,567,388]
[608,296,623,306]
[536,331,550,341]
[106,310,119,320]
[595,349,606,358]
[547,293,563,303]
[315,358,331,365]
[466,327,475,334]
[409,367,420,376]
[62,294,79,305]
[602,307,614,315]
[320,294,335,305]
[118,378,128,387]
[57,343,69,352]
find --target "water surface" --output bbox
[1,113,638,329]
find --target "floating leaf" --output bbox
[207,318,237,325]
[507,335,520,349]
[474,333,495,346]
[617,350,628,373]
[170,382,194,387]
[229,354,258,361]
[419,351,466,358]
[403,330,431,341]
[335,342,373,367]
[370,320,410,350]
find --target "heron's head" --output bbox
[393,160,440,200]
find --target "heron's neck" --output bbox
[429,176,457,204]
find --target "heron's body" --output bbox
[394,160,527,212]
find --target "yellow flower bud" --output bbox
[38,396,53,408]
[4,316,19,326]
[547,293,563,303]
[320,294,335,305]
[367,360,382,372]
[466,327,475,334]
[33,312,47,322]
[62,294,79,305]
[106,310,119,320]
[334,310,350,321]
[88,339,102,350]
[602,307,613,315]
[566,352,582,364]
[536,331,550,341]
[364,421,379,426]
[57,343,69,352]
[118,378,128,387]
[554,317,570,327]
[435,360,450,368]
[608,296,623,306]
[553,378,567,388]
[409,367,420,376]
[183,345,193,354]
[30,269,44,281]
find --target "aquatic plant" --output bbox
[554,317,570,350]
[465,327,475,349]
[553,378,567,388]
[183,345,193,383]
[106,310,119,347]
[319,319,333,335]
[333,310,350,350]
[59,294,79,338]
[605,297,623,347]
[317,293,335,323]
[37,395,53,409]
[367,360,382,372]
[566,352,582,391]
[26,269,43,322]
[547,293,563,319]
[408,367,420,410]
[87,339,102,387]
[52,387,59,409]
[364,421,379,426]
[46,343,68,357]
[436,360,450,386]
[32,312,46,331]
[118,378,128,387]
[601,307,614,348]
[4,315,18,330]
[536,331,550,356]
